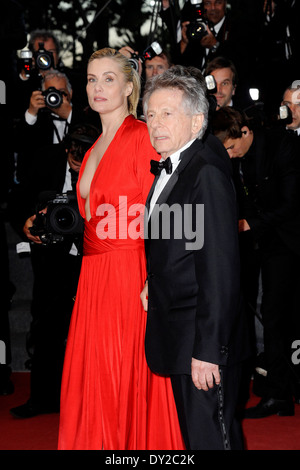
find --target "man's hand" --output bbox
[238,219,250,232]
[68,154,81,173]
[23,207,48,244]
[191,358,220,391]
[200,26,218,48]
[28,90,46,117]
[23,214,43,244]
[54,93,72,120]
[180,21,190,53]
[140,280,148,312]
[119,46,142,76]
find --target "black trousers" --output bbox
[28,242,82,408]
[171,364,244,450]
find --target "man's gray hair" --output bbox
[143,65,209,139]
[41,70,72,93]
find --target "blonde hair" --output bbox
[88,47,140,117]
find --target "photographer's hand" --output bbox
[119,46,142,76]
[68,154,82,173]
[200,26,218,49]
[180,21,190,53]
[28,90,46,117]
[23,214,43,244]
[54,94,72,120]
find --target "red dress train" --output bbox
[58,115,184,450]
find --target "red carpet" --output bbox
[1,372,300,450]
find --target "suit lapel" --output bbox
[146,140,203,228]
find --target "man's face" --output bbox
[223,127,252,158]
[203,0,226,25]
[33,37,59,69]
[145,55,170,80]
[282,88,300,130]
[146,87,203,159]
[211,67,235,108]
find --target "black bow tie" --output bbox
[287,129,299,136]
[150,157,172,176]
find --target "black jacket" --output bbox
[145,135,249,375]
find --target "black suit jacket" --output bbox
[145,135,249,376]
[236,127,300,256]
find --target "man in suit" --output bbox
[140,65,248,450]
[281,82,300,135]
[211,106,300,418]
[160,0,260,79]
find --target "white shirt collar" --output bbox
[160,138,197,166]
[213,16,225,35]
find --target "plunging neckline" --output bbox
[79,115,133,221]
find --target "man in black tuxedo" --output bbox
[211,106,300,418]
[140,66,248,450]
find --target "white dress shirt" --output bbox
[149,139,196,218]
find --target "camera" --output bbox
[205,74,217,94]
[33,42,55,71]
[187,0,208,41]
[19,42,55,80]
[42,86,66,109]
[30,191,84,245]
[279,105,292,123]
[129,41,163,71]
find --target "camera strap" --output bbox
[51,117,69,144]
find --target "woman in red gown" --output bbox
[58,48,184,450]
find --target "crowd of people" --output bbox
[1,0,300,451]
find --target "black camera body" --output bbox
[129,41,163,71]
[187,0,208,41]
[30,191,84,245]
[19,42,55,80]
[34,42,55,71]
[42,86,65,109]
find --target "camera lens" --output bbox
[50,206,76,233]
[46,91,61,107]
[128,58,139,71]
[43,87,63,108]
[36,53,52,70]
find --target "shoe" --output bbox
[10,400,59,419]
[243,397,294,419]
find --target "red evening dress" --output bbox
[58,115,184,450]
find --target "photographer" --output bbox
[211,106,300,418]
[8,123,98,418]
[15,69,97,187]
[161,0,260,81]
[161,0,229,70]
[16,29,88,117]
